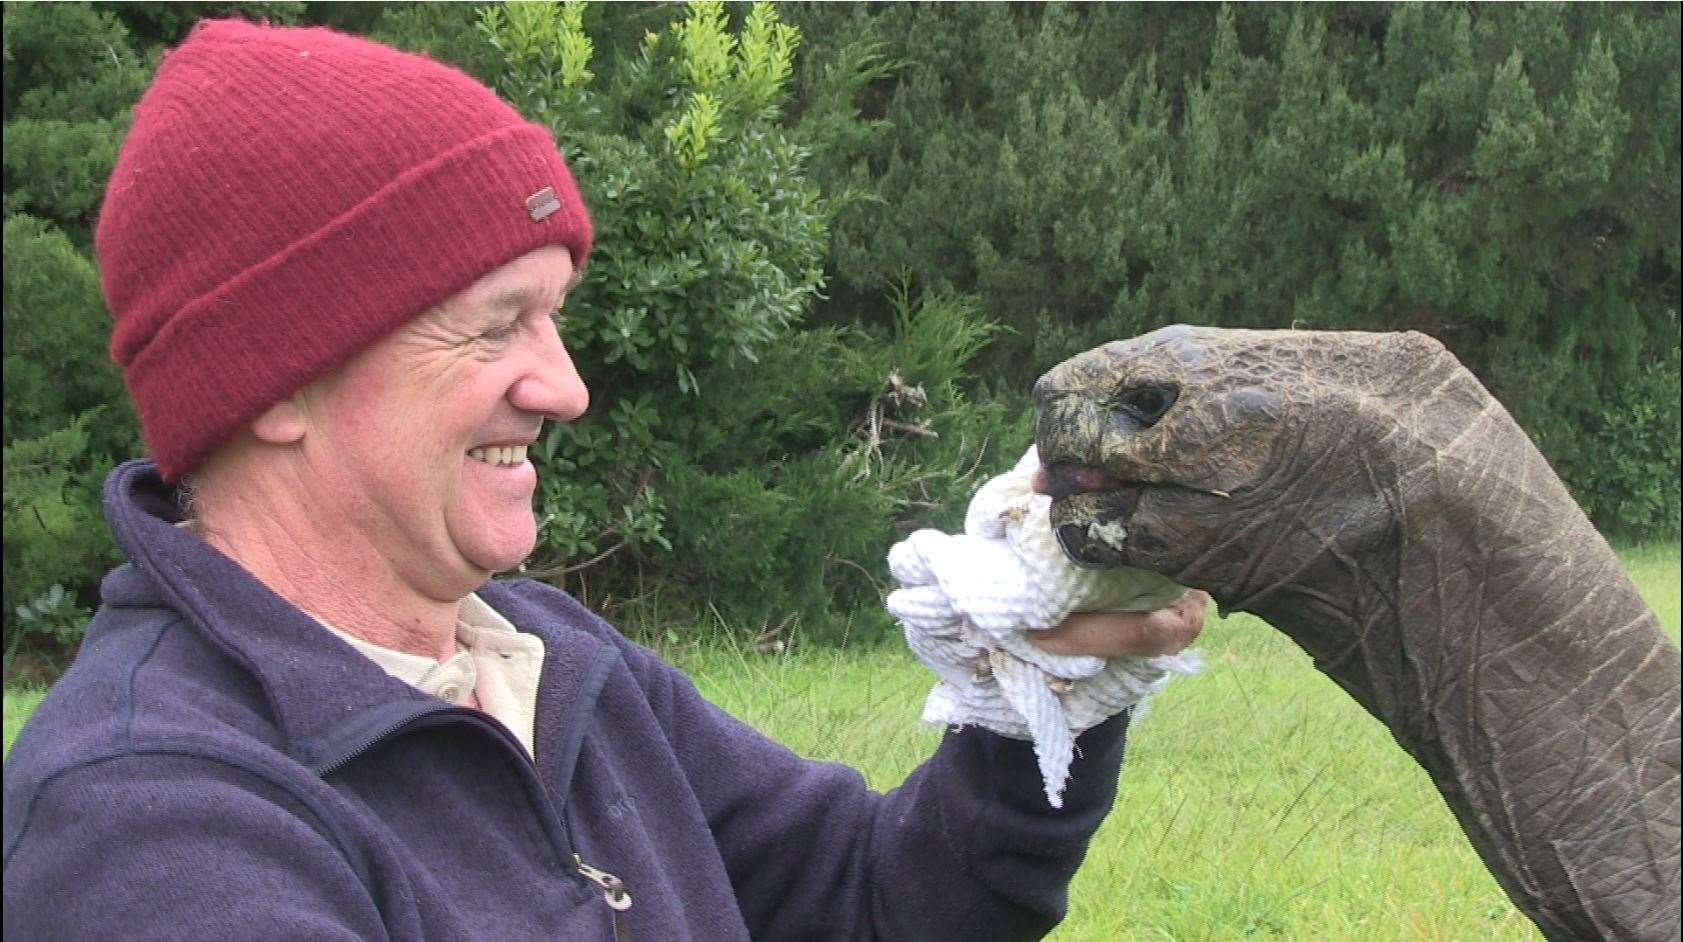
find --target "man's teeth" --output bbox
[467,444,529,467]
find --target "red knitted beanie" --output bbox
[96,18,592,481]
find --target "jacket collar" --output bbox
[99,460,609,766]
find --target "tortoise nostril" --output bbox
[1032,376,1053,404]
[1032,372,1071,406]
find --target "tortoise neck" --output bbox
[1242,451,1680,941]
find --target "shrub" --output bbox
[1578,344,1682,538]
[641,288,1019,639]
[1,215,138,663]
[3,415,110,671]
[475,2,1016,642]
[1,0,301,672]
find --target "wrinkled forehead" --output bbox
[416,245,579,331]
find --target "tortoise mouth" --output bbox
[1032,463,1129,501]
[1053,492,1146,569]
[1035,464,1148,569]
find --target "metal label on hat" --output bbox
[526,187,561,222]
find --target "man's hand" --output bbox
[1029,589,1209,658]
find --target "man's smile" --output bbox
[466,444,531,467]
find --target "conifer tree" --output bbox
[786,2,1680,535]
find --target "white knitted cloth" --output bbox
[887,446,1201,807]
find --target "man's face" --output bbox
[297,245,586,598]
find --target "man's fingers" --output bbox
[1030,590,1209,658]
[1029,611,1149,657]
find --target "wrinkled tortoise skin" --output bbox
[1034,326,1681,942]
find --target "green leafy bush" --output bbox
[2,212,139,664]
[1579,345,1682,537]
[2,2,156,664]
[474,2,1016,641]
[644,288,1018,638]
[3,416,111,669]
[479,0,822,562]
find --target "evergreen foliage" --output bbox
[4,5,146,669]
[2,1,326,669]
[786,3,1681,534]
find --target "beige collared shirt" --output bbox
[319,593,546,759]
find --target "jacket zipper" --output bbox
[314,707,443,777]
[316,705,634,939]
[574,853,635,942]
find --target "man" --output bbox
[3,20,1204,940]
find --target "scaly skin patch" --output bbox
[1034,325,1681,942]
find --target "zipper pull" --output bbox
[574,854,634,942]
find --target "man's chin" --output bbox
[453,518,538,579]
[469,544,536,578]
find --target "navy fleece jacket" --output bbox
[4,461,1130,940]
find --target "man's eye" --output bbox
[480,322,518,342]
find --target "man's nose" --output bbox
[510,318,589,421]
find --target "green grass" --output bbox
[4,684,47,756]
[5,543,1678,939]
[670,543,1681,941]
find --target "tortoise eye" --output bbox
[1115,384,1178,427]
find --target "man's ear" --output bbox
[251,396,307,444]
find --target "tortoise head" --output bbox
[1033,325,1466,596]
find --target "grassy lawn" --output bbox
[4,684,47,756]
[5,543,1678,939]
[675,543,1680,941]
